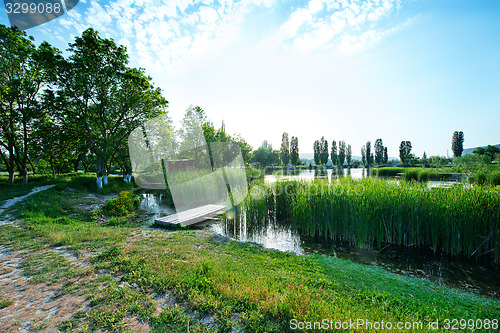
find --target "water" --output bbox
[212,217,500,298]
[139,188,500,299]
[264,167,369,183]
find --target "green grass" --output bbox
[0,298,14,309]
[1,175,499,332]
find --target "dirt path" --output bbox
[0,185,56,224]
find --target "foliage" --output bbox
[330,140,337,166]
[253,142,279,166]
[365,141,373,165]
[474,145,500,161]
[313,140,320,165]
[290,136,299,166]
[374,139,384,164]
[346,144,352,167]
[95,191,140,216]
[451,131,464,158]
[383,147,388,164]
[50,28,168,179]
[338,140,346,167]
[399,141,412,164]
[320,136,329,165]
[0,24,60,183]
[280,132,289,165]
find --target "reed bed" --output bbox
[237,178,500,264]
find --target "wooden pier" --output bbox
[155,204,225,227]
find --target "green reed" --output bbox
[237,178,500,263]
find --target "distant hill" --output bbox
[463,144,500,155]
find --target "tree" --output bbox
[330,140,337,167]
[51,28,167,183]
[280,132,290,165]
[474,145,500,161]
[313,140,320,165]
[366,141,373,165]
[338,140,346,167]
[290,136,299,166]
[374,139,384,164]
[451,131,464,158]
[399,141,412,164]
[320,136,329,165]
[361,146,366,166]
[383,147,388,164]
[0,25,60,183]
[346,144,352,167]
[253,142,279,166]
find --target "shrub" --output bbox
[96,191,140,216]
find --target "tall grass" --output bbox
[238,178,500,264]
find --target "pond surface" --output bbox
[264,168,369,182]
[139,190,500,299]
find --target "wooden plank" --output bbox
[155,204,225,227]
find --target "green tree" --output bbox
[383,147,388,164]
[474,145,500,161]
[313,140,320,165]
[51,28,167,182]
[374,138,384,164]
[346,144,352,167]
[399,141,412,164]
[320,136,329,165]
[366,141,373,166]
[451,131,464,158]
[330,140,337,167]
[280,132,290,165]
[338,140,346,167]
[290,136,299,166]
[0,25,60,183]
[361,145,366,166]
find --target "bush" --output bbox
[488,171,500,186]
[96,191,140,216]
[375,167,405,177]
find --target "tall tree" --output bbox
[51,28,167,182]
[320,136,329,165]
[374,138,384,164]
[280,132,290,165]
[0,25,60,183]
[290,136,299,165]
[361,145,366,166]
[399,141,412,163]
[313,140,320,165]
[366,141,373,165]
[346,144,352,167]
[338,140,346,167]
[383,147,388,164]
[451,131,464,158]
[330,140,337,167]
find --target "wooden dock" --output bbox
[155,204,225,227]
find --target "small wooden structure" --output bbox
[155,204,225,227]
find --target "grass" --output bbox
[1,175,499,332]
[0,298,14,309]
[239,178,500,264]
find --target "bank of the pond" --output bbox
[1,222,499,333]
[240,178,500,264]
[1,182,499,332]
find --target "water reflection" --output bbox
[264,167,370,183]
[139,191,500,298]
[212,217,500,298]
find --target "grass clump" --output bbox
[95,191,140,217]
[239,178,500,264]
[0,298,14,309]
[375,167,405,177]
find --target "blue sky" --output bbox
[1,0,499,157]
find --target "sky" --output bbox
[1,0,499,158]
